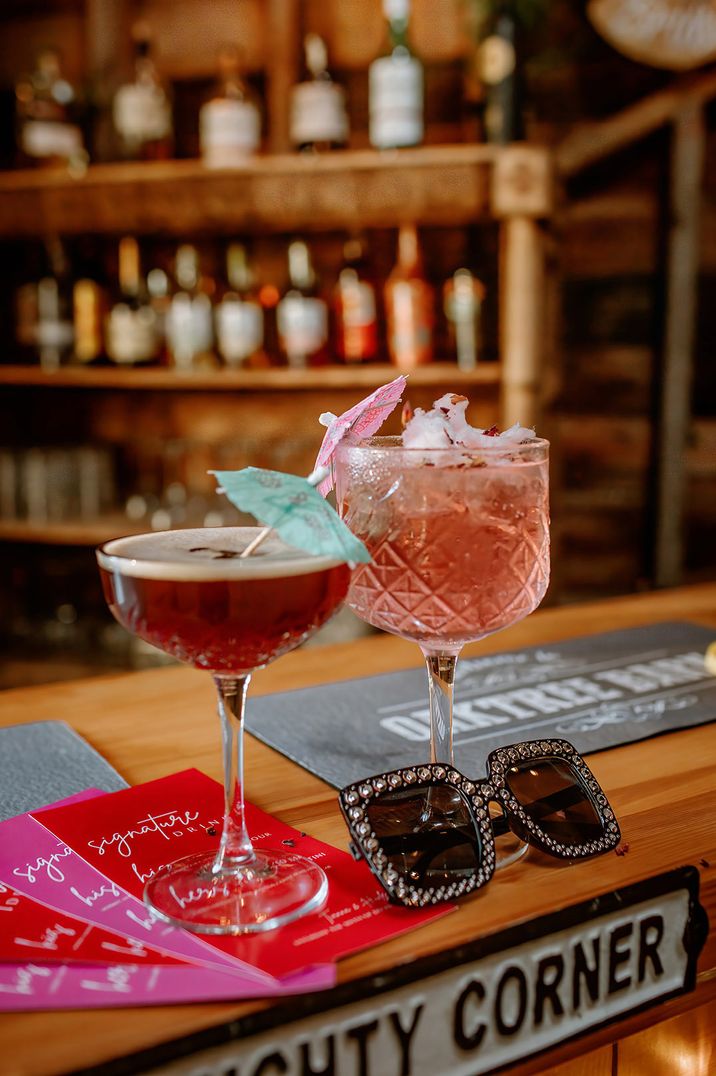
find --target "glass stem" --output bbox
[212,673,255,874]
[421,648,460,767]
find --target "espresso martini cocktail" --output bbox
[96,526,350,934]
[98,527,350,674]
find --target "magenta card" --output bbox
[0,881,183,966]
[35,769,451,979]
[0,959,333,1011]
[0,809,274,984]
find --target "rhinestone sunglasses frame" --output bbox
[338,738,622,908]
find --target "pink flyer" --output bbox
[0,959,333,1011]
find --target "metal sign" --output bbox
[143,867,707,1076]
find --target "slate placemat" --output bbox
[246,621,716,788]
[0,721,128,822]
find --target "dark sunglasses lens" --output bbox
[505,758,604,846]
[366,784,481,888]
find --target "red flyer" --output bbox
[34,769,451,979]
[0,880,183,966]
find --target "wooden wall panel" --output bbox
[562,191,660,278]
[616,998,716,1075]
[545,1044,613,1076]
[305,0,384,69]
[559,345,653,415]
[136,0,266,76]
[0,11,85,86]
[306,0,468,69]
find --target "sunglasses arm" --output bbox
[491,813,510,837]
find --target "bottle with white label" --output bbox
[200,47,261,168]
[369,0,423,150]
[15,50,85,169]
[113,23,173,160]
[34,238,75,371]
[106,237,159,366]
[290,34,349,152]
[215,244,264,368]
[277,241,329,368]
[166,245,215,372]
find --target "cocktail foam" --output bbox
[97,528,343,581]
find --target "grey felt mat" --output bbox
[0,720,128,821]
[247,621,716,788]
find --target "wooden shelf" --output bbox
[0,516,141,546]
[0,144,552,238]
[0,362,500,392]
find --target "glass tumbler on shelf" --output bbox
[334,437,550,861]
[96,527,351,933]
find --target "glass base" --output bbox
[495,833,529,870]
[144,848,328,935]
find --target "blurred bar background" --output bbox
[0,0,714,687]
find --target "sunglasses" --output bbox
[339,739,621,908]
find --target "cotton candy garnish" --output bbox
[402,394,535,450]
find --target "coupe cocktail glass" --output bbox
[334,437,550,768]
[97,526,350,934]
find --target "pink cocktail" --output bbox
[334,437,549,766]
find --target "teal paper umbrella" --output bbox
[212,468,371,564]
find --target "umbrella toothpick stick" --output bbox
[237,466,330,559]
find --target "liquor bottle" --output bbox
[334,237,378,363]
[477,1,524,144]
[15,50,85,169]
[35,237,75,371]
[112,23,173,160]
[443,268,486,371]
[369,0,423,150]
[384,225,433,370]
[277,241,329,368]
[72,241,108,364]
[290,34,349,152]
[146,267,171,362]
[73,280,105,364]
[165,245,215,371]
[105,237,159,365]
[199,47,261,168]
[215,243,264,368]
[15,283,38,362]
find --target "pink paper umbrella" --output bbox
[314,375,407,496]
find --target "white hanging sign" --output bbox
[147,867,705,1076]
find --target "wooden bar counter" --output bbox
[2,584,715,1076]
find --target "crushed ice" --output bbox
[402,393,535,450]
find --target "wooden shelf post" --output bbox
[266,0,301,154]
[653,99,705,587]
[491,146,553,430]
[499,216,545,430]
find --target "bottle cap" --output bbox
[305,34,328,78]
[384,0,410,22]
[288,240,314,288]
[217,45,242,75]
